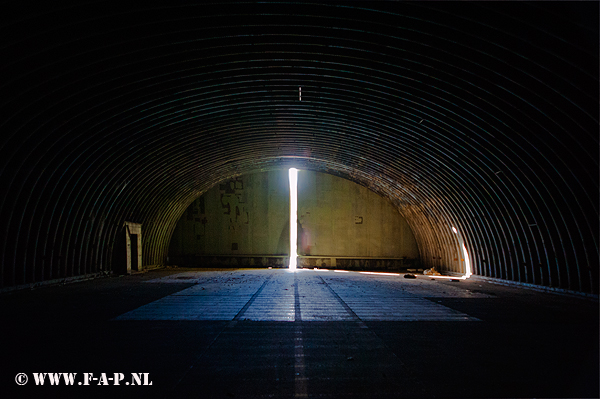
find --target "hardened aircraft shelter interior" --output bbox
[0,2,598,398]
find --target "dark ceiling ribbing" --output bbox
[0,2,597,293]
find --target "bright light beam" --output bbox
[463,243,472,278]
[289,168,298,270]
[451,226,472,279]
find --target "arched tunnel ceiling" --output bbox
[0,2,597,293]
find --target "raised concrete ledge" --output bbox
[170,255,420,271]
[298,256,418,270]
[467,274,598,301]
[0,272,107,294]
[169,255,290,268]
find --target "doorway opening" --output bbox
[125,222,142,273]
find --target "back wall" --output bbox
[168,170,419,266]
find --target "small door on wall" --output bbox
[111,226,128,275]
[114,221,142,274]
[130,234,139,271]
[125,222,142,273]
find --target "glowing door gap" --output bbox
[289,168,298,270]
[428,226,472,280]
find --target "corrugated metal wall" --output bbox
[0,2,596,293]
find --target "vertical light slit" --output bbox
[462,243,472,278]
[289,168,298,270]
[453,226,472,279]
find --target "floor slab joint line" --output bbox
[314,272,433,397]
[163,319,230,398]
[233,271,274,321]
[164,271,274,397]
[294,272,308,398]
[314,272,364,325]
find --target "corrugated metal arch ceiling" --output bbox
[0,2,597,293]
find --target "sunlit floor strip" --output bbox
[360,271,401,276]
[425,275,468,280]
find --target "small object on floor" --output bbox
[347,356,354,361]
[423,267,441,276]
[404,273,416,279]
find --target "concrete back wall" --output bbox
[297,171,418,258]
[168,170,419,263]
[169,170,290,257]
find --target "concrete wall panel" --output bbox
[169,170,290,258]
[169,170,419,263]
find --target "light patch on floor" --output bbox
[115,270,480,321]
[324,273,494,298]
[114,295,252,320]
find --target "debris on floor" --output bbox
[423,267,441,276]
[403,273,416,279]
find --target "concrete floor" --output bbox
[1,268,598,398]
